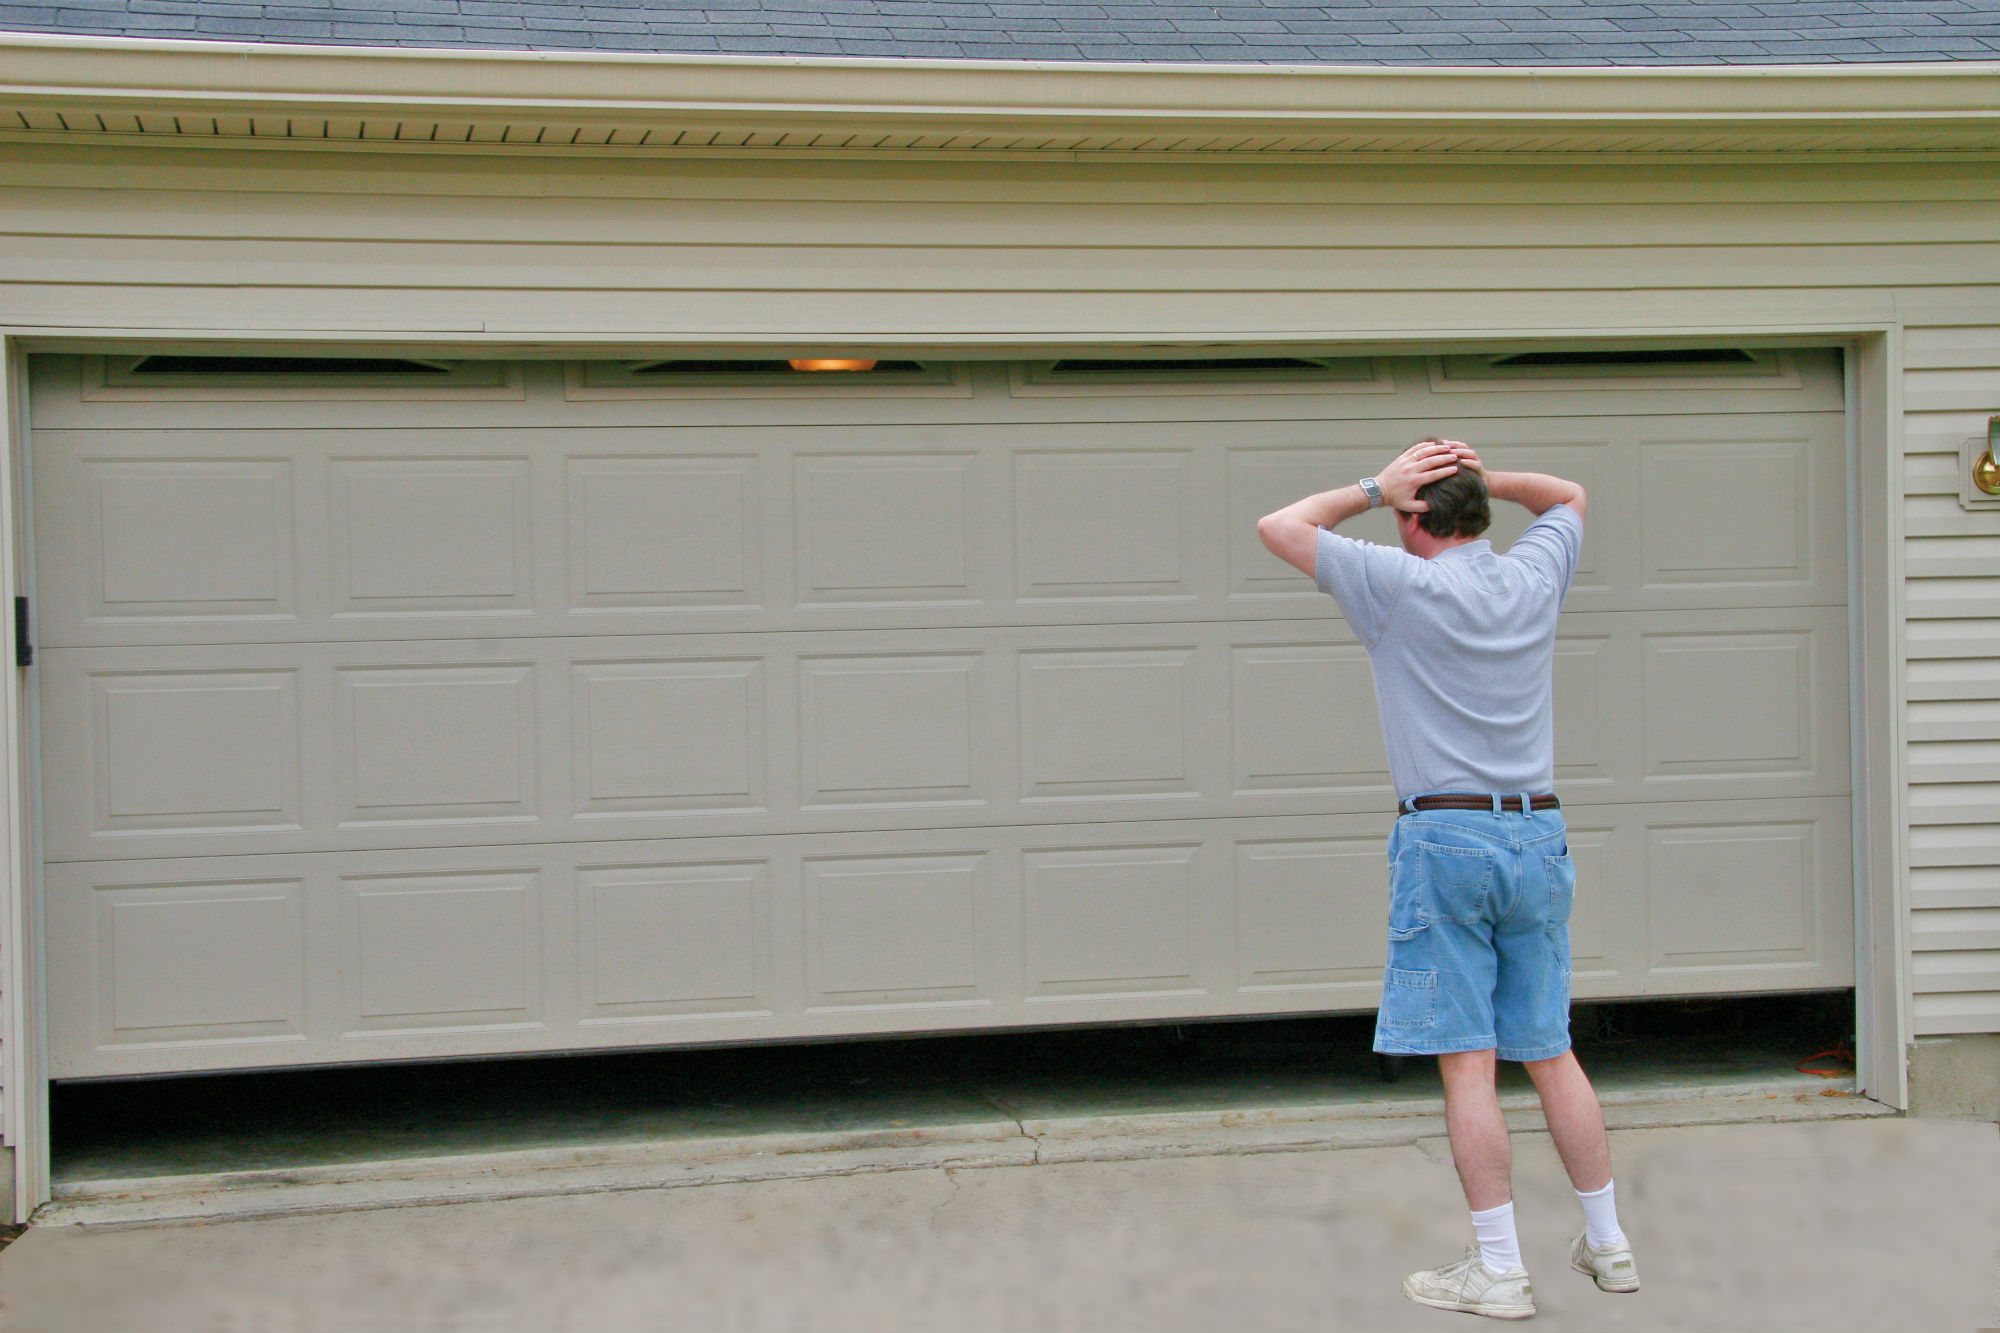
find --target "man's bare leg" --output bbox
[1432,1046,1534,1289]
[1439,1048,1512,1210]
[1401,1050,1536,1315]
[1525,1049,1636,1289]
[1522,1050,1610,1192]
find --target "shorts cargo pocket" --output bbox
[1378,967,1438,1031]
[1543,852,1576,1011]
[1386,864,1426,940]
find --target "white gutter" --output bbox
[1,31,1999,143]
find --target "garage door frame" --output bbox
[0,325,1911,1223]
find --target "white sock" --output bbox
[1576,1179,1627,1249]
[1469,1201,1522,1276]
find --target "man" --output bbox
[1256,439,1637,1321]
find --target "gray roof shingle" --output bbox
[3,0,1998,63]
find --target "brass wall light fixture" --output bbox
[1962,416,2000,508]
[1977,416,2000,496]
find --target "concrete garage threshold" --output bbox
[43,999,1886,1229]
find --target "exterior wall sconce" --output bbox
[788,358,878,372]
[1963,416,2000,509]
[1977,417,2000,495]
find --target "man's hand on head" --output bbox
[1377,439,1464,512]
[1443,440,1484,478]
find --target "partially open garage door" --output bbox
[29,350,1853,1078]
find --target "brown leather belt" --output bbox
[1399,793,1560,815]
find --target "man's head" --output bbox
[1411,468,1491,540]
[1391,437,1490,557]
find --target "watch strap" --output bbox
[1358,476,1384,508]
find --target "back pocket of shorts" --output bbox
[1379,967,1438,1030]
[1410,842,1496,925]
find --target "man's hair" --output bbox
[1414,468,1491,540]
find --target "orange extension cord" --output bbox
[1796,1041,1856,1078]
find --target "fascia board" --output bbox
[3,31,2000,138]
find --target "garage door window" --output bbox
[569,358,967,399]
[86,355,519,400]
[1433,348,1797,391]
[1012,354,1391,397]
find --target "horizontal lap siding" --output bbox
[0,141,1996,1049]
[1902,325,2000,1037]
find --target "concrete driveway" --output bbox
[1,1115,1994,1332]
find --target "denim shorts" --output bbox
[1372,804,1576,1062]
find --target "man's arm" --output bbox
[1256,439,1464,576]
[1448,444,1587,521]
[1485,471,1587,521]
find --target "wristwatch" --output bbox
[1358,476,1385,508]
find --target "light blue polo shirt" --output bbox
[1315,504,1584,802]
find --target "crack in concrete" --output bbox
[977,1089,1043,1165]
[926,1167,964,1236]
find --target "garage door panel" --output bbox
[1230,643,1391,795]
[573,657,767,817]
[1561,821,1644,998]
[339,868,545,1036]
[334,663,541,828]
[1636,605,1849,794]
[1643,802,1856,992]
[1552,634,1621,789]
[1014,449,1205,604]
[1233,836,1389,991]
[82,457,299,623]
[804,851,991,1012]
[565,454,764,613]
[329,456,536,617]
[44,797,1849,1078]
[577,859,772,1023]
[1018,645,1207,804]
[32,410,1844,654]
[83,878,308,1050]
[798,653,984,809]
[1227,446,1388,600]
[1643,632,1818,778]
[796,452,986,607]
[1024,842,1204,1001]
[1637,434,1826,591]
[83,666,305,837]
[38,606,1850,865]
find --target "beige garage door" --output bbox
[30,350,1854,1078]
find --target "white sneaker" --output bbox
[1570,1232,1641,1292]
[1401,1246,1536,1320]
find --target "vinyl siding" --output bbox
[1902,325,2000,1037]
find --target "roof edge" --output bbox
[6,30,2000,158]
[5,29,2000,125]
